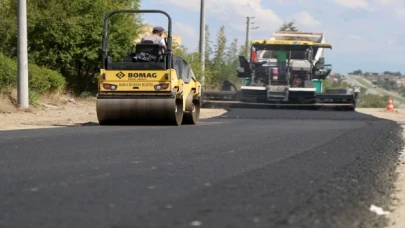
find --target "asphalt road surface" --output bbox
[0,109,403,228]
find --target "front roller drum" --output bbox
[96,97,184,125]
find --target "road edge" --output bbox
[385,125,405,228]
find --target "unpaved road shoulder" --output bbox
[385,126,405,228]
[357,108,405,228]
[0,98,226,131]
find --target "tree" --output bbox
[211,26,228,85]
[173,25,243,89]
[351,70,363,75]
[0,0,143,93]
[0,0,17,56]
[278,21,299,31]
[225,38,238,65]
[224,38,239,84]
[204,25,213,63]
[238,44,248,59]
[213,26,227,65]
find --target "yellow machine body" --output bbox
[96,68,201,125]
[96,9,202,126]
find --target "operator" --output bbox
[141,26,167,50]
[274,46,287,79]
[221,80,237,91]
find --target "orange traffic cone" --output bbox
[387,97,394,111]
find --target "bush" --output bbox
[0,52,66,93]
[0,52,17,89]
[358,94,390,108]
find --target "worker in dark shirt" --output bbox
[221,80,237,91]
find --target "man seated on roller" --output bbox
[141,26,167,50]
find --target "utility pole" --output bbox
[199,0,206,87]
[245,17,252,58]
[245,17,260,59]
[17,0,29,109]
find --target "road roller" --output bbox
[96,9,202,126]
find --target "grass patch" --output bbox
[375,89,405,104]
[358,94,388,108]
[357,93,400,108]
[354,77,372,89]
[29,91,40,107]
[0,87,82,113]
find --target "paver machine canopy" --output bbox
[238,40,333,87]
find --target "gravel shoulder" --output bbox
[356,108,405,228]
[0,96,227,131]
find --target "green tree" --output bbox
[351,69,363,75]
[0,0,142,93]
[203,24,215,80]
[223,38,239,84]
[225,38,238,65]
[238,44,248,59]
[278,21,299,31]
[0,0,17,56]
[213,26,227,65]
[173,25,242,89]
[211,26,227,85]
[204,25,213,63]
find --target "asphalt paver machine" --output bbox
[202,39,359,111]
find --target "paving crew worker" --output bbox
[221,80,237,91]
[141,26,167,50]
[274,46,287,80]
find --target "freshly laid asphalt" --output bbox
[0,109,403,228]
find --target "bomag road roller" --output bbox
[96,10,201,125]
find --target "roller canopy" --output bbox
[172,55,197,83]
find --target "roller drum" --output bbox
[96,97,183,125]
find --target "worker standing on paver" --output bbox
[274,46,287,80]
[221,80,237,91]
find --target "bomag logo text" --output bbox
[128,73,157,78]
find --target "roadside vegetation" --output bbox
[0,0,300,111]
[324,76,394,108]
[0,0,143,108]
[2,0,399,111]
[349,69,405,107]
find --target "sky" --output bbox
[139,0,405,74]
